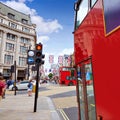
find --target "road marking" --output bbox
[90,104,95,107]
[50,110,56,112]
[58,109,70,120]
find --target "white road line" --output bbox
[58,109,70,120]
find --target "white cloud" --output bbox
[2,1,63,35]
[59,48,74,55]
[3,1,36,15]
[18,0,33,2]
[18,0,26,3]
[31,16,63,35]
[37,36,49,44]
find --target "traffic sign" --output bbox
[27,50,35,65]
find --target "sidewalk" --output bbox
[0,93,62,120]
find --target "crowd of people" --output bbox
[0,73,58,100]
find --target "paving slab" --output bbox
[0,94,61,120]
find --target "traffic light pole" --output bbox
[27,64,30,80]
[27,43,45,112]
[14,60,17,95]
[34,63,40,112]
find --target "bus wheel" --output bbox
[68,82,73,86]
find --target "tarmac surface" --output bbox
[0,93,62,120]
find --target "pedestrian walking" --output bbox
[2,78,7,99]
[27,79,33,96]
[0,76,6,100]
[6,77,14,89]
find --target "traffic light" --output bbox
[41,54,45,64]
[27,50,35,65]
[24,68,28,74]
[10,65,14,73]
[35,43,45,64]
[31,65,37,71]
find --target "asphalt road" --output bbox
[39,83,78,120]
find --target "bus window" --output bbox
[76,0,89,27]
[85,64,92,83]
[77,61,96,120]
[66,76,70,80]
[71,69,75,77]
[91,0,97,7]
[77,66,82,81]
[85,63,96,120]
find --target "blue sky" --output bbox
[0,0,75,69]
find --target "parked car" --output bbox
[9,80,29,91]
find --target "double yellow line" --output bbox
[58,109,70,120]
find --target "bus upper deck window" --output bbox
[76,0,89,27]
[92,0,97,7]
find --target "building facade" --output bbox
[0,2,36,80]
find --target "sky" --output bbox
[0,0,76,70]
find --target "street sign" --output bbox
[27,50,35,65]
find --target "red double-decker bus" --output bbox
[59,66,76,86]
[74,0,120,120]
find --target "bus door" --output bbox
[76,58,96,120]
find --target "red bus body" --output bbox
[74,0,120,119]
[59,66,76,86]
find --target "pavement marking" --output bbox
[50,110,56,112]
[90,104,95,107]
[58,109,70,120]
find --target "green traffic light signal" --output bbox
[35,57,42,63]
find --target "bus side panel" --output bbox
[59,68,77,86]
[59,71,70,84]
[74,0,120,119]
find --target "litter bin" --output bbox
[32,85,36,93]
